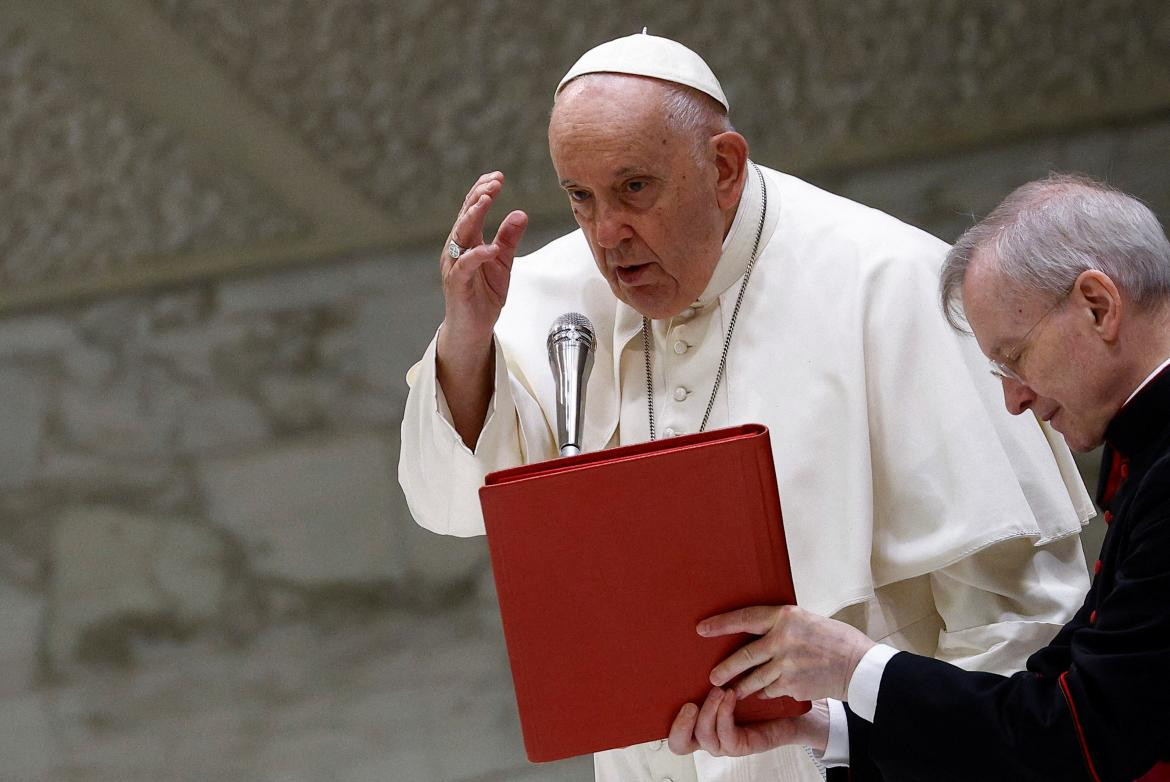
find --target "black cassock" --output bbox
[830,366,1170,782]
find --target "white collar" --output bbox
[1123,355,1170,407]
[694,162,775,307]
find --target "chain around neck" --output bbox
[642,162,768,441]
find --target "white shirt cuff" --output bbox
[847,643,900,722]
[819,698,850,767]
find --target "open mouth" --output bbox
[615,263,652,286]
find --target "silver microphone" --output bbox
[547,312,595,457]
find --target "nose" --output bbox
[593,202,633,249]
[1001,376,1037,416]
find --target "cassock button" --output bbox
[1090,610,1099,624]
[1094,559,1103,575]
[673,340,689,355]
[1104,510,1114,524]
[673,387,688,401]
[1120,462,1130,479]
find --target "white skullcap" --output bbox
[555,30,729,111]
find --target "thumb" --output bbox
[492,210,528,268]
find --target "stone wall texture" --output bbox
[0,1,1167,778]
[0,24,305,288]
[150,0,1170,228]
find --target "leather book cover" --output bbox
[479,423,808,763]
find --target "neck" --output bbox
[1116,307,1170,407]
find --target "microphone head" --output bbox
[547,312,595,457]
[547,312,595,351]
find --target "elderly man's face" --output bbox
[962,252,1115,452]
[548,77,729,319]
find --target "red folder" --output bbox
[479,423,808,762]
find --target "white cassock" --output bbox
[399,164,1094,782]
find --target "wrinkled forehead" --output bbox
[548,76,680,157]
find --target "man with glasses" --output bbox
[668,173,1170,781]
[985,282,1074,385]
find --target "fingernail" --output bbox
[696,622,710,636]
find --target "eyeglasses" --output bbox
[988,287,1072,384]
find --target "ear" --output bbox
[1075,269,1123,342]
[710,131,749,211]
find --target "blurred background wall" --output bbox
[0,1,1167,780]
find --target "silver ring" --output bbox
[448,240,467,260]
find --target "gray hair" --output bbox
[940,173,1170,331]
[659,82,734,161]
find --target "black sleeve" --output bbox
[864,525,1170,781]
[863,653,1090,781]
[827,480,1170,781]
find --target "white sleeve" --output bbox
[846,644,900,722]
[929,532,1089,674]
[397,330,554,537]
[818,697,855,767]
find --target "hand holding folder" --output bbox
[479,424,809,762]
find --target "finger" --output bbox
[443,244,498,285]
[710,637,772,687]
[759,674,792,700]
[459,171,504,214]
[450,193,493,251]
[698,605,782,638]
[734,658,786,700]
[491,210,529,269]
[667,703,700,755]
[734,717,801,756]
[693,688,725,755]
[714,687,742,752]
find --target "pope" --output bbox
[399,32,1094,782]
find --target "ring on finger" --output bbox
[448,240,468,260]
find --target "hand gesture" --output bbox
[440,171,529,349]
[435,172,528,446]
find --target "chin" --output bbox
[1064,438,1098,454]
[614,286,687,320]
[1061,428,1106,454]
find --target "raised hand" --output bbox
[436,172,529,447]
[440,171,529,348]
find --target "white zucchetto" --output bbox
[555,31,729,111]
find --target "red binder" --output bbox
[479,423,808,762]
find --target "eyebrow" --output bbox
[559,167,652,188]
